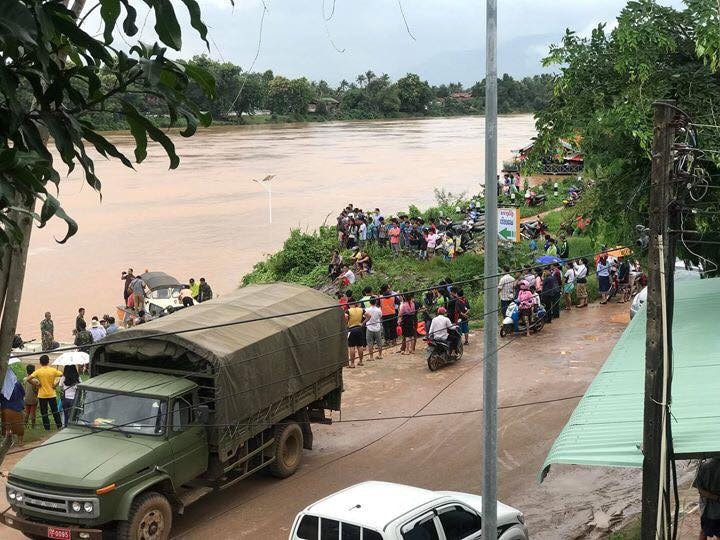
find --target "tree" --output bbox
[396,73,433,113]
[534,0,720,265]
[266,76,313,116]
[0,0,215,383]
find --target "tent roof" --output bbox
[100,282,337,367]
[140,271,182,290]
[541,278,720,481]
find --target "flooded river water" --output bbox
[19,114,536,340]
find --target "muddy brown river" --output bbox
[19,114,536,340]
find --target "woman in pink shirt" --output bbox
[398,293,417,355]
[388,221,401,255]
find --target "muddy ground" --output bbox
[0,301,703,539]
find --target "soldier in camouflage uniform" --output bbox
[73,319,94,354]
[40,312,54,351]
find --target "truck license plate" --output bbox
[47,527,72,540]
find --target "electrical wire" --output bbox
[9,245,639,360]
[7,293,572,457]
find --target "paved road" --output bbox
[0,302,638,540]
[170,302,634,539]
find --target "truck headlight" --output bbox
[71,501,82,513]
[83,502,94,513]
[7,489,15,500]
[15,493,23,502]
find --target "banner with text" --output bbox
[498,207,520,243]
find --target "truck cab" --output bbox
[4,371,208,539]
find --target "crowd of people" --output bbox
[498,251,644,337]
[331,204,478,281]
[0,354,81,445]
[33,268,216,353]
[336,281,470,368]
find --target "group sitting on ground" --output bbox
[337,281,471,368]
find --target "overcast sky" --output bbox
[147,0,685,85]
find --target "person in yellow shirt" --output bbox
[27,355,63,430]
[345,292,369,368]
[189,278,200,301]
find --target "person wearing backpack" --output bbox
[59,365,81,427]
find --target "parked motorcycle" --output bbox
[520,220,547,240]
[500,302,546,337]
[425,328,464,371]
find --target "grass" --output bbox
[9,362,89,446]
[608,520,640,539]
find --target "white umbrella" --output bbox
[8,356,20,365]
[52,351,90,366]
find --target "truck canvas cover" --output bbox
[92,283,346,434]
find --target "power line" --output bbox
[396,0,416,41]
[10,245,639,360]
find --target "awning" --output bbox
[140,271,182,291]
[541,278,720,481]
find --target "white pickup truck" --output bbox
[289,481,528,540]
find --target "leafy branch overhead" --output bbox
[0,0,216,245]
[532,0,720,265]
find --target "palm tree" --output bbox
[356,74,366,88]
[365,70,376,84]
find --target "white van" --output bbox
[289,481,528,540]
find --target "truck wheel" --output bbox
[269,421,303,478]
[117,491,172,540]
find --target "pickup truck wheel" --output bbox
[269,421,303,478]
[117,491,172,540]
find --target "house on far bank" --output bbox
[504,138,584,175]
[449,91,473,101]
[308,97,340,114]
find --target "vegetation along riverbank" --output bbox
[88,55,553,130]
[242,178,615,328]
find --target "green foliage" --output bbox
[396,73,434,113]
[0,0,215,245]
[535,0,720,268]
[266,76,313,117]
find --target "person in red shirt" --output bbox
[336,291,349,312]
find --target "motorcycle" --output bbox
[520,220,547,240]
[425,328,464,371]
[499,302,546,337]
[525,192,547,206]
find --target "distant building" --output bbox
[308,97,340,114]
[449,92,473,101]
[506,138,584,175]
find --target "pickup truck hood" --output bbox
[10,427,165,490]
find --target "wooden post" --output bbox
[641,100,676,539]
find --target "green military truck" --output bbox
[3,283,345,540]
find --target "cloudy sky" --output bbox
[147,0,685,85]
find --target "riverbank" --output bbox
[242,179,601,327]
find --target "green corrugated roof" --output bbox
[541,278,720,481]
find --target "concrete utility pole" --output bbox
[482,0,498,539]
[641,100,677,540]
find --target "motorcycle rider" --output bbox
[428,307,459,354]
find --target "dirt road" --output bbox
[0,302,653,539]
[170,302,634,539]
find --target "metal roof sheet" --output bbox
[541,278,720,481]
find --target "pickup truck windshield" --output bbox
[71,389,167,435]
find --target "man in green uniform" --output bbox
[40,312,54,351]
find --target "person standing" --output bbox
[27,355,63,431]
[551,264,563,319]
[130,274,146,312]
[104,316,120,335]
[1,370,26,446]
[574,258,589,307]
[546,238,558,256]
[75,307,86,334]
[22,365,39,429]
[455,289,470,345]
[359,287,373,309]
[597,254,611,304]
[694,458,720,540]
[59,365,80,427]
[365,297,384,360]
[379,285,398,347]
[617,256,631,303]
[398,293,417,355]
[558,235,570,259]
[377,217,388,248]
[563,262,576,310]
[198,278,213,302]
[541,268,560,324]
[40,312,54,351]
[498,266,516,317]
[189,278,200,300]
[345,293,366,368]
[74,319,94,354]
[388,220,401,255]
[121,268,135,303]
